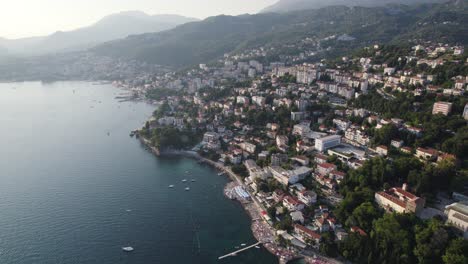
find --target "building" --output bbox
[463,103,468,121]
[316,163,337,176]
[315,135,341,152]
[375,185,426,214]
[298,190,317,205]
[271,153,288,166]
[294,224,321,245]
[391,139,404,148]
[240,142,256,154]
[376,145,389,156]
[269,166,312,186]
[444,201,468,238]
[276,135,289,151]
[415,147,439,161]
[244,159,270,181]
[432,102,453,116]
[291,112,307,121]
[283,195,305,211]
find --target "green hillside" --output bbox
[93,1,468,68]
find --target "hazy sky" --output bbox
[0,0,277,39]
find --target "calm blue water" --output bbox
[0,82,277,264]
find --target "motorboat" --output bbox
[185,187,190,191]
[169,185,175,188]
[182,179,187,182]
[122,247,134,252]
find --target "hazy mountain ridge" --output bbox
[0,11,198,56]
[261,0,448,13]
[92,1,467,68]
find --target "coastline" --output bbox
[138,132,343,264]
[137,136,296,263]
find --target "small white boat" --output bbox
[182,179,187,182]
[241,243,246,246]
[169,185,175,188]
[122,247,134,252]
[125,209,132,212]
[185,187,190,191]
[191,179,196,182]
[255,246,260,249]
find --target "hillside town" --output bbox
[125,41,467,263]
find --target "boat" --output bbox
[169,185,175,188]
[255,246,261,249]
[191,179,196,182]
[218,172,225,176]
[185,187,190,191]
[125,209,132,212]
[241,243,246,246]
[182,179,187,182]
[122,247,134,252]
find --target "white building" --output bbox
[375,185,425,214]
[315,135,341,152]
[269,166,312,186]
[444,202,468,238]
[432,102,453,116]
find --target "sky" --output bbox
[0,0,277,39]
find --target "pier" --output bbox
[218,242,262,260]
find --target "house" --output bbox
[290,211,305,224]
[297,190,317,205]
[415,147,439,161]
[391,139,404,148]
[283,195,305,211]
[400,146,413,154]
[292,156,310,166]
[330,170,346,182]
[376,145,388,156]
[272,190,285,203]
[240,142,256,154]
[276,135,289,151]
[314,154,328,164]
[375,185,426,214]
[294,224,321,245]
[316,163,337,176]
[315,217,330,232]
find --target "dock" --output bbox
[218,242,261,260]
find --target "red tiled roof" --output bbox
[376,191,406,208]
[318,163,336,169]
[294,224,321,240]
[351,226,367,236]
[284,195,302,206]
[393,187,417,200]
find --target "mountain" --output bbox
[0,11,198,56]
[92,1,467,68]
[261,0,448,13]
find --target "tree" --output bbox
[346,202,382,232]
[370,213,417,264]
[442,238,468,264]
[414,219,450,264]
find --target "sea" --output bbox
[0,81,278,264]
